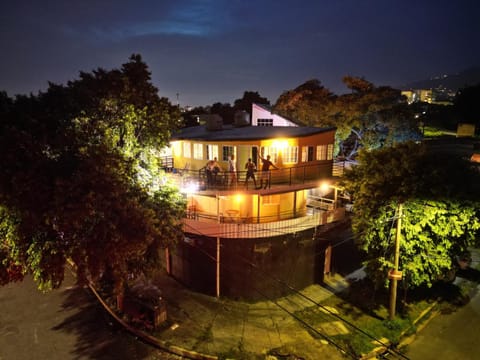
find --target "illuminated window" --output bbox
[316,144,334,160]
[316,145,327,160]
[327,144,334,160]
[206,144,219,160]
[260,146,278,163]
[193,143,203,160]
[301,146,314,162]
[257,118,273,127]
[283,146,298,163]
[222,146,235,161]
[183,142,191,158]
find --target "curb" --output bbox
[361,302,439,359]
[66,259,217,359]
[88,283,218,360]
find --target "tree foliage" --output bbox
[233,91,270,114]
[342,142,480,291]
[182,90,270,126]
[0,55,185,292]
[274,79,335,126]
[274,77,421,158]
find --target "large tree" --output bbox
[274,77,421,159]
[0,55,185,292]
[274,79,335,126]
[233,91,270,114]
[342,142,480,295]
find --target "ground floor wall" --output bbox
[168,228,332,301]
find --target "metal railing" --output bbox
[169,161,338,191]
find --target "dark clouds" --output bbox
[1,0,479,106]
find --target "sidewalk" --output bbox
[127,271,351,359]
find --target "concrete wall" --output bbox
[169,229,331,301]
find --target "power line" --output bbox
[233,251,410,360]
[177,221,410,359]
[177,234,357,358]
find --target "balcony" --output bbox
[166,161,344,193]
[183,207,346,239]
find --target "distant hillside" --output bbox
[402,67,480,91]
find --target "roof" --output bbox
[170,124,336,142]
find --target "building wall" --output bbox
[189,190,309,223]
[170,129,335,173]
[169,229,330,300]
[251,103,297,127]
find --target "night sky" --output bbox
[1,0,479,107]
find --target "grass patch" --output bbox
[294,279,434,358]
[422,126,456,137]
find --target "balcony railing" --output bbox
[183,207,346,239]
[167,161,341,192]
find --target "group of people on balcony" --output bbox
[204,154,278,190]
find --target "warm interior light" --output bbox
[272,139,289,150]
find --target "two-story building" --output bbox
[163,106,345,300]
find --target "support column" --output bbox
[216,237,220,298]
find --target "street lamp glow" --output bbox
[320,181,330,194]
[181,181,198,194]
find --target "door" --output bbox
[237,145,258,175]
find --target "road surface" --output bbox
[0,271,181,360]
[405,282,480,359]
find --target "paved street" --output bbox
[405,282,480,359]
[0,271,180,360]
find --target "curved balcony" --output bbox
[167,161,345,193]
[183,203,346,239]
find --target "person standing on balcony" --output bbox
[205,158,221,187]
[205,159,214,187]
[258,154,278,189]
[211,157,221,184]
[228,154,237,187]
[244,158,257,189]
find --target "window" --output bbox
[260,146,278,163]
[206,144,219,160]
[193,143,203,160]
[222,146,235,161]
[327,144,334,160]
[257,118,273,127]
[183,142,191,158]
[316,145,327,160]
[316,144,334,160]
[283,146,298,163]
[301,146,314,162]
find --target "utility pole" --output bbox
[389,203,403,320]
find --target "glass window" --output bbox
[222,146,235,161]
[260,146,278,163]
[193,143,203,160]
[316,145,327,160]
[257,118,273,127]
[206,144,219,160]
[302,146,314,162]
[183,142,191,158]
[327,144,334,160]
[283,146,298,163]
